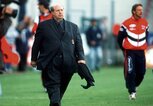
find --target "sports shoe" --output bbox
[129,92,136,100]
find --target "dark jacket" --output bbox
[31,19,85,71]
[86,26,103,47]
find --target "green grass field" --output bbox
[0,67,153,106]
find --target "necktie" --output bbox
[57,23,64,35]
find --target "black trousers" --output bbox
[0,50,5,70]
[18,53,27,72]
[124,50,146,94]
[42,54,73,106]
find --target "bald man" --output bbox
[31,3,85,106]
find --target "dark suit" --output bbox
[31,19,84,106]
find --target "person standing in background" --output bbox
[15,16,32,72]
[117,3,149,100]
[86,19,103,72]
[32,0,52,34]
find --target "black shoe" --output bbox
[81,81,94,89]
[0,71,3,74]
[0,69,5,74]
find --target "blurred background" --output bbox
[1,0,153,73]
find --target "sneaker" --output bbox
[129,92,136,100]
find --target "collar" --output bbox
[43,12,49,16]
[131,16,141,21]
[53,18,64,25]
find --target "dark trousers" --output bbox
[0,50,4,69]
[18,53,27,72]
[41,71,46,88]
[124,50,146,94]
[42,54,73,106]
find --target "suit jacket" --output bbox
[31,19,85,72]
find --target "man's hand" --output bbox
[31,61,37,67]
[0,7,13,19]
[3,7,13,14]
[78,60,86,64]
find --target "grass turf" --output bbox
[0,67,153,106]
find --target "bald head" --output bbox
[50,3,64,22]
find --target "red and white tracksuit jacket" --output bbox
[32,12,52,34]
[118,16,149,50]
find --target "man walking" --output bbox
[117,3,149,100]
[31,3,86,106]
